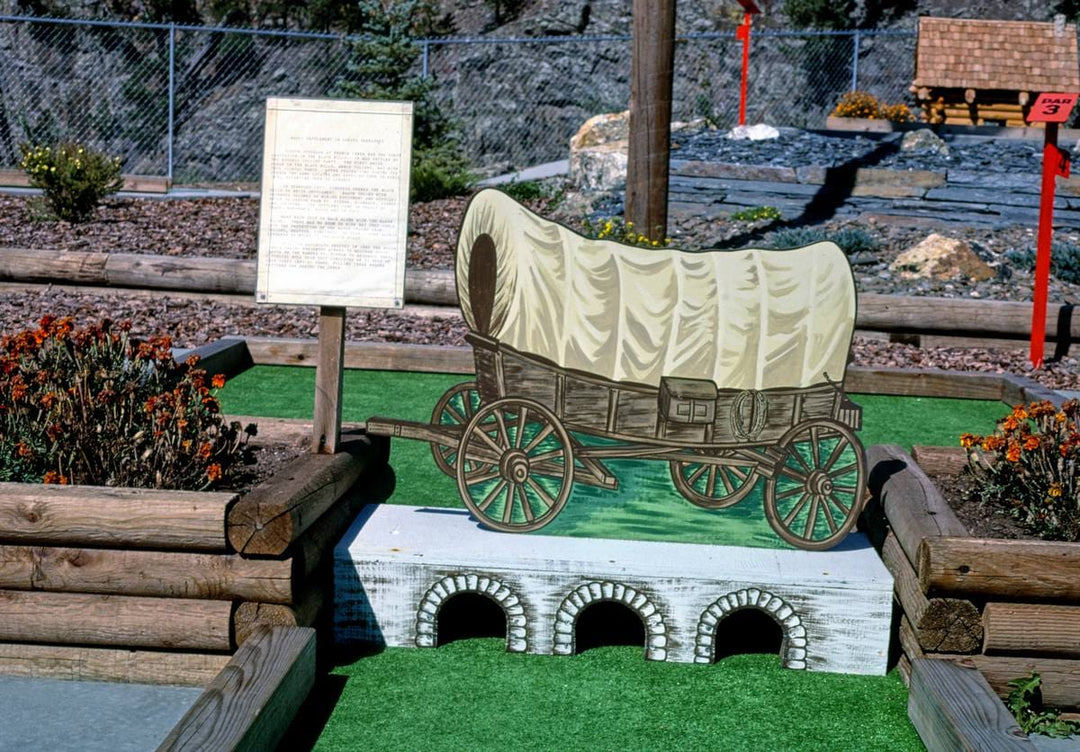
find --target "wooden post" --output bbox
[313,306,346,454]
[626,0,676,243]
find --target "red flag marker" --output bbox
[1027,93,1078,369]
[734,0,761,127]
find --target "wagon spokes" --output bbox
[429,382,484,478]
[456,398,575,533]
[764,418,866,551]
[670,450,759,510]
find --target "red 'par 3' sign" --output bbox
[1028,93,1079,124]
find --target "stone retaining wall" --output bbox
[668,161,1080,228]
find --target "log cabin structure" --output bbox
[912,16,1080,127]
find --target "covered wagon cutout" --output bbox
[368,189,867,550]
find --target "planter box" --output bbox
[0,432,387,686]
[866,444,1080,747]
[824,116,923,133]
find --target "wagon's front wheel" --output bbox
[429,381,484,477]
[456,398,574,533]
[670,453,758,509]
[764,418,866,551]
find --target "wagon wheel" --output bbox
[456,397,574,533]
[429,381,484,477]
[670,452,758,509]
[764,418,866,551]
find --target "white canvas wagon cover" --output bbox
[455,189,856,391]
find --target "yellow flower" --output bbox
[1049,483,1063,498]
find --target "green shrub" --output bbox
[411,145,475,203]
[18,142,123,223]
[731,205,782,222]
[961,400,1080,541]
[0,316,253,489]
[501,180,547,203]
[1010,242,1080,283]
[1008,672,1080,737]
[771,226,876,256]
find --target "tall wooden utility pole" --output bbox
[626,0,676,243]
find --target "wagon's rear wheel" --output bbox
[429,381,484,477]
[670,452,758,509]
[764,418,866,551]
[456,397,574,533]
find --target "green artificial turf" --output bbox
[310,641,921,752]
[219,366,1008,549]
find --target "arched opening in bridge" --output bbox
[574,600,646,654]
[435,592,506,647]
[711,608,784,663]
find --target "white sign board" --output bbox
[256,98,413,308]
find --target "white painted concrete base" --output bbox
[334,505,894,675]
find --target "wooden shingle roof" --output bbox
[913,16,1080,92]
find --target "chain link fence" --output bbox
[0,14,917,185]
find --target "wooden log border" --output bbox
[157,626,316,752]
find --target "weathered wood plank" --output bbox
[0,170,170,193]
[313,307,346,454]
[104,254,255,293]
[919,537,1080,600]
[0,590,233,650]
[244,337,474,374]
[911,445,968,477]
[0,484,235,552]
[857,293,1080,341]
[846,367,1004,400]
[983,603,1080,658]
[0,545,296,603]
[867,445,970,568]
[908,658,1035,751]
[173,336,253,381]
[940,654,1080,711]
[157,626,316,752]
[226,433,386,556]
[0,247,109,284]
[881,533,982,653]
[0,643,229,686]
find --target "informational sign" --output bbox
[1028,93,1079,124]
[256,98,413,308]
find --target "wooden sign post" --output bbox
[1026,92,1077,369]
[626,0,676,243]
[735,0,762,127]
[255,98,413,453]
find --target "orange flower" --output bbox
[1024,435,1041,451]
[983,436,1004,452]
[185,354,201,367]
[1002,416,1019,432]
[42,471,66,485]
[15,442,32,458]
[1006,441,1022,463]
[1048,483,1063,498]
[211,374,226,389]
[960,433,977,449]
[198,443,212,460]
[1013,405,1029,421]
[40,391,57,409]
[205,463,222,482]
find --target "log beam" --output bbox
[919,537,1080,600]
[0,642,229,686]
[983,602,1080,658]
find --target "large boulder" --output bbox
[889,233,994,281]
[569,111,630,192]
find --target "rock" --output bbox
[901,129,950,157]
[889,233,995,281]
[570,111,630,151]
[569,111,629,192]
[727,124,781,141]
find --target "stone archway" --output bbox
[694,588,807,669]
[552,581,668,661]
[415,573,528,652]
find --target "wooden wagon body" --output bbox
[368,190,867,550]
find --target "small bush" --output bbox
[831,91,914,124]
[0,316,253,489]
[18,142,123,223]
[771,226,876,256]
[581,216,670,248]
[731,205,782,222]
[1009,241,1080,284]
[1008,672,1080,737]
[961,400,1080,541]
[411,145,475,203]
[501,180,548,203]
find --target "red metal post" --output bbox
[737,12,752,126]
[1031,122,1064,369]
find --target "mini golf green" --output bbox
[217,365,1006,751]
